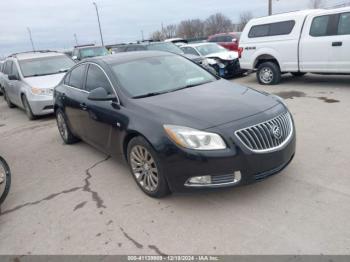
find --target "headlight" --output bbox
[164,125,226,150]
[205,58,217,65]
[31,87,53,96]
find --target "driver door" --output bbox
[83,63,123,156]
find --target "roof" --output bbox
[75,45,105,50]
[182,42,215,48]
[11,51,66,60]
[250,9,321,23]
[85,51,175,65]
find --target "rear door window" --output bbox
[338,12,350,35]
[68,64,86,89]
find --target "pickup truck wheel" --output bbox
[291,72,306,77]
[257,62,281,85]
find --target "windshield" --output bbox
[112,55,216,98]
[80,47,109,59]
[19,55,75,77]
[147,43,184,55]
[196,44,227,56]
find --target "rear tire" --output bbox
[4,91,15,108]
[56,109,80,144]
[257,62,281,85]
[291,72,306,77]
[22,95,36,120]
[127,136,170,198]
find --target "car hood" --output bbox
[205,51,238,61]
[135,79,279,129]
[24,73,66,89]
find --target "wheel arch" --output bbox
[254,54,281,70]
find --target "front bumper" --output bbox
[211,59,243,78]
[28,95,54,115]
[158,110,296,193]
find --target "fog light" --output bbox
[188,175,211,185]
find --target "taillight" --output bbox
[238,47,244,59]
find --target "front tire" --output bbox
[4,91,15,108]
[22,95,36,120]
[257,62,281,85]
[127,136,170,198]
[0,156,11,205]
[56,109,80,144]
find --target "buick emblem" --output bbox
[271,124,282,139]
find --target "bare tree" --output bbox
[309,0,324,8]
[177,19,205,39]
[162,24,177,39]
[237,11,253,31]
[204,13,233,35]
[150,30,165,41]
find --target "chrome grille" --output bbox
[235,112,293,153]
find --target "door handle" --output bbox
[79,103,88,111]
[332,41,342,47]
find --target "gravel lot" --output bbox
[0,73,349,255]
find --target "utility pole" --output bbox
[74,33,79,46]
[141,30,144,41]
[93,2,104,46]
[268,0,272,15]
[27,27,35,51]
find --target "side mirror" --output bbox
[8,74,19,81]
[72,56,78,61]
[88,87,116,101]
[232,38,238,43]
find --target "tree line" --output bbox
[150,12,253,41]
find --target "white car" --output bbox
[239,7,350,85]
[181,43,241,78]
[2,51,75,120]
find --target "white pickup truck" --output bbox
[239,7,350,85]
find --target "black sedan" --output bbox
[54,51,296,198]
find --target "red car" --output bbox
[208,32,241,51]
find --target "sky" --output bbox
[0,0,346,56]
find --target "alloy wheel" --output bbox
[57,112,68,141]
[259,67,274,84]
[130,145,159,192]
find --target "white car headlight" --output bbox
[164,125,226,150]
[31,87,53,96]
[206,58,217,65]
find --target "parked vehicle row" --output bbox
[54,51,296,198]
[239,7,350,85]
[111,41,219,75]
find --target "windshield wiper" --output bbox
[133,91,168,99]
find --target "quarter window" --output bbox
[248,21,295,38]
[68,65,86,89]
[85,64,113,94]
[338,12,350,35]
[4,61,13,75]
